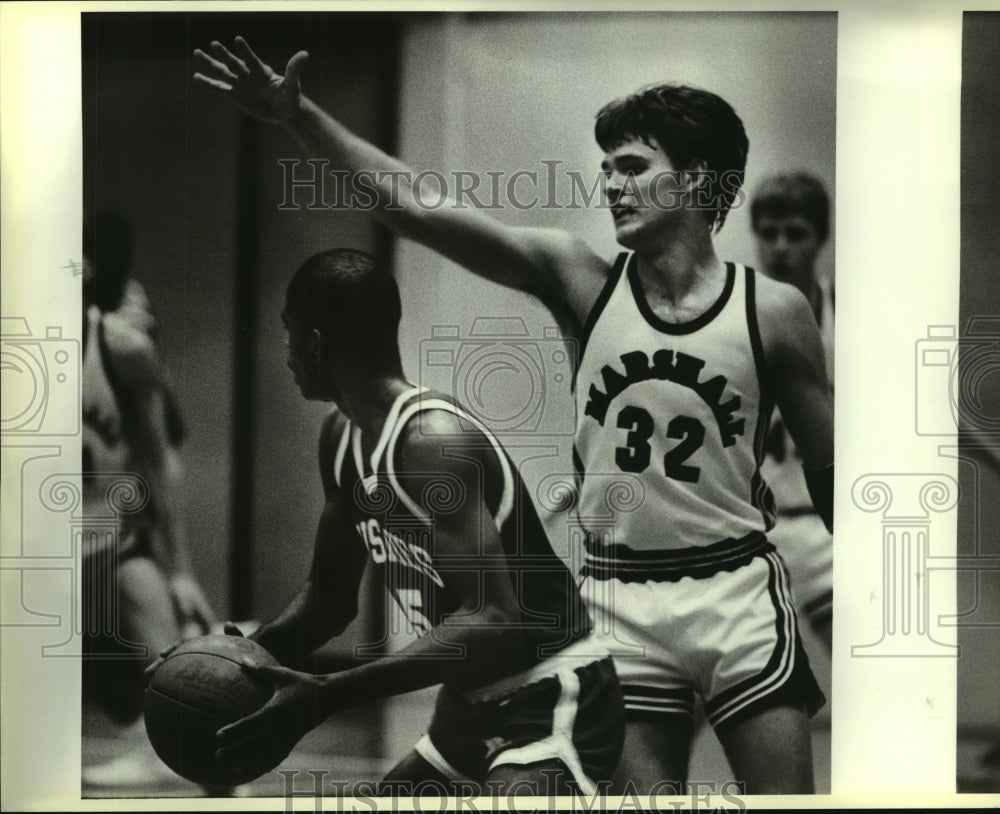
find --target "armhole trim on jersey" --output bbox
[745,266,767,392]
[745,266,772,454]
[351,427,369,491]
[628,258,736,336]
[368,385,429,474]
[385,400,515,530]
[332,418,352,488]
[577,252,629,368]
[745,266,778,527]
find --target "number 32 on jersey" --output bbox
[615,405,704,483]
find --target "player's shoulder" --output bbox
[534,229,614,319]
[319,408,352,460]
[318,408,351,493]
[99,312,162,383]
[392,398,498,478]
[321,407,350,437]
[751,271,815,328]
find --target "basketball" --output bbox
[144,634,280,785]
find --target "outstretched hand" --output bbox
[214,662,328,774]
[193,36,308,123]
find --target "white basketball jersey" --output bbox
[573,253,775,551]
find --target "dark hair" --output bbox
[595,83,749,232]
[82,209,134,311]
[285,248,402,369]
[750,172,830,244]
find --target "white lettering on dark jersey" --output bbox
[355,519,445,588]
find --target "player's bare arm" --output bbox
[216,411,537,767]
[104,316,214,629]
[192,37,608,328]
[250,411,368,666]
[757,275,834,528]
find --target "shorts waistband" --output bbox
[460,634,610,703]
[580,531,773,583]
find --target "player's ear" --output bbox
[308,328,322,359]
[683,158,711,196]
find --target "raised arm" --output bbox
[250,412,369,666]
[192,37,608,325]
[758,278,835,530]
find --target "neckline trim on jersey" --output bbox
[626,254,736,336]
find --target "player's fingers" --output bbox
[210,40,249,76]
[158,640,180,659]
[192,49,237,82]
[284,51,310,84]
[215,703,272,748]
[240,660,291,684]
[143,657,165,680]
[193,73,234,94]
[233,36,270,76]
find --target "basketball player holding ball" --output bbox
[155,249,625,793]
[192,37,833,794]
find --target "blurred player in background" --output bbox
[750,172,834,651]
[81,210,214,785]
[192,37,832,793]
[173,249,625,794]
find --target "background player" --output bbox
[81,210,214,785]
[155,249,624,793]
[192,37,833,793]
[750,172,835,651]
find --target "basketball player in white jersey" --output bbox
[750,173,834,652]
[82,211,213,782]
[186,249,624,793]
[193,38,833,793]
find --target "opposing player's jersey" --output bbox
[760,278,834,514]
[332,386,591,661]
[573,253,775,552]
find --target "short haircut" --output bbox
[83,209,134,311]
[595,83,749,232]
[750,172,830,244]
[285,248,402,370]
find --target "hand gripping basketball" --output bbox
[143,633,283,785]
[193,36,308,124]
[214,662,329,777]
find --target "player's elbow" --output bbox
[468,598,521,631]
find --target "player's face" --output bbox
[753,214,823,287]
[601,138,687,247]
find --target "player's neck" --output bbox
[634,228,722,304]
[336,372,413,436]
